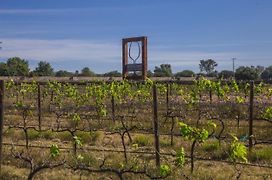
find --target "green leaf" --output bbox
[235,96,245,104]
[262,107,272,120]
[72,113,81,122]
[15,101,24,108]
[73,136,83,146]
[230,135,248,163]
[159,164,171,177]
[175,147,185,167]
[77,154,84,161]
[207,120,217,129]
[50,144,60,158]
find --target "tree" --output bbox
[79,67,95,77]
[175,70,195,77]
[206,70,218,77]
[256,65,265,76]
[6,57,30,76]
[147,70,153,77]
[32,61,54,76]
[55,70,74,77]
[261,65,272,80]
[153,64,172,77]
[218,70,234,79]
[0,62,8,76]
[199,59,218,75]
[235,66,259,80]
[103,70,122,77]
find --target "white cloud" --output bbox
[0,8,108,14]
[0,6,134,15]
[0,38,120,62]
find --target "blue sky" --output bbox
[0,0,272,73]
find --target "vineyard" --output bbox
[0,78,271,180]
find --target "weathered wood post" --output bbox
[152,84,160,167]
[0,80,4,172]
[166,83,169,114]
[249,81,254,151]
[37,83,42,131]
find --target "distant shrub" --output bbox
[175,70,195,77]
[235,66,259,80]
[218,70,234,79]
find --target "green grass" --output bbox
[3,128,15,136]
[250,147,272,162]
[27,129,40,140]
[132,135,151,147]
[39,130,55,139]
[56,131,73,141]
[202,141,229,160]
[160,138,173,147]
[24,129,56,140]
[202,140,220,152]
[75,131,101,144]
[80,153,97,166]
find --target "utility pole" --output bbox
[232,57,236,75]
[0,42,2,59]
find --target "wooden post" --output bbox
[0,80,4,172]
[249,81,254,151]
[111,95,115,122]
[37,83,42,131]
[166,83,169,114]
[152,84,160,167]
[169,83,172,96]
[122,39,128,79]
[141,37,147,80]
[170,117,174,146]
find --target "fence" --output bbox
[0,79,271,178]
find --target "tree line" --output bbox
[152,59,272,81]
[0,57,272,80]
[0,57,122,77]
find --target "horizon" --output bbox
[1,0,272,73]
